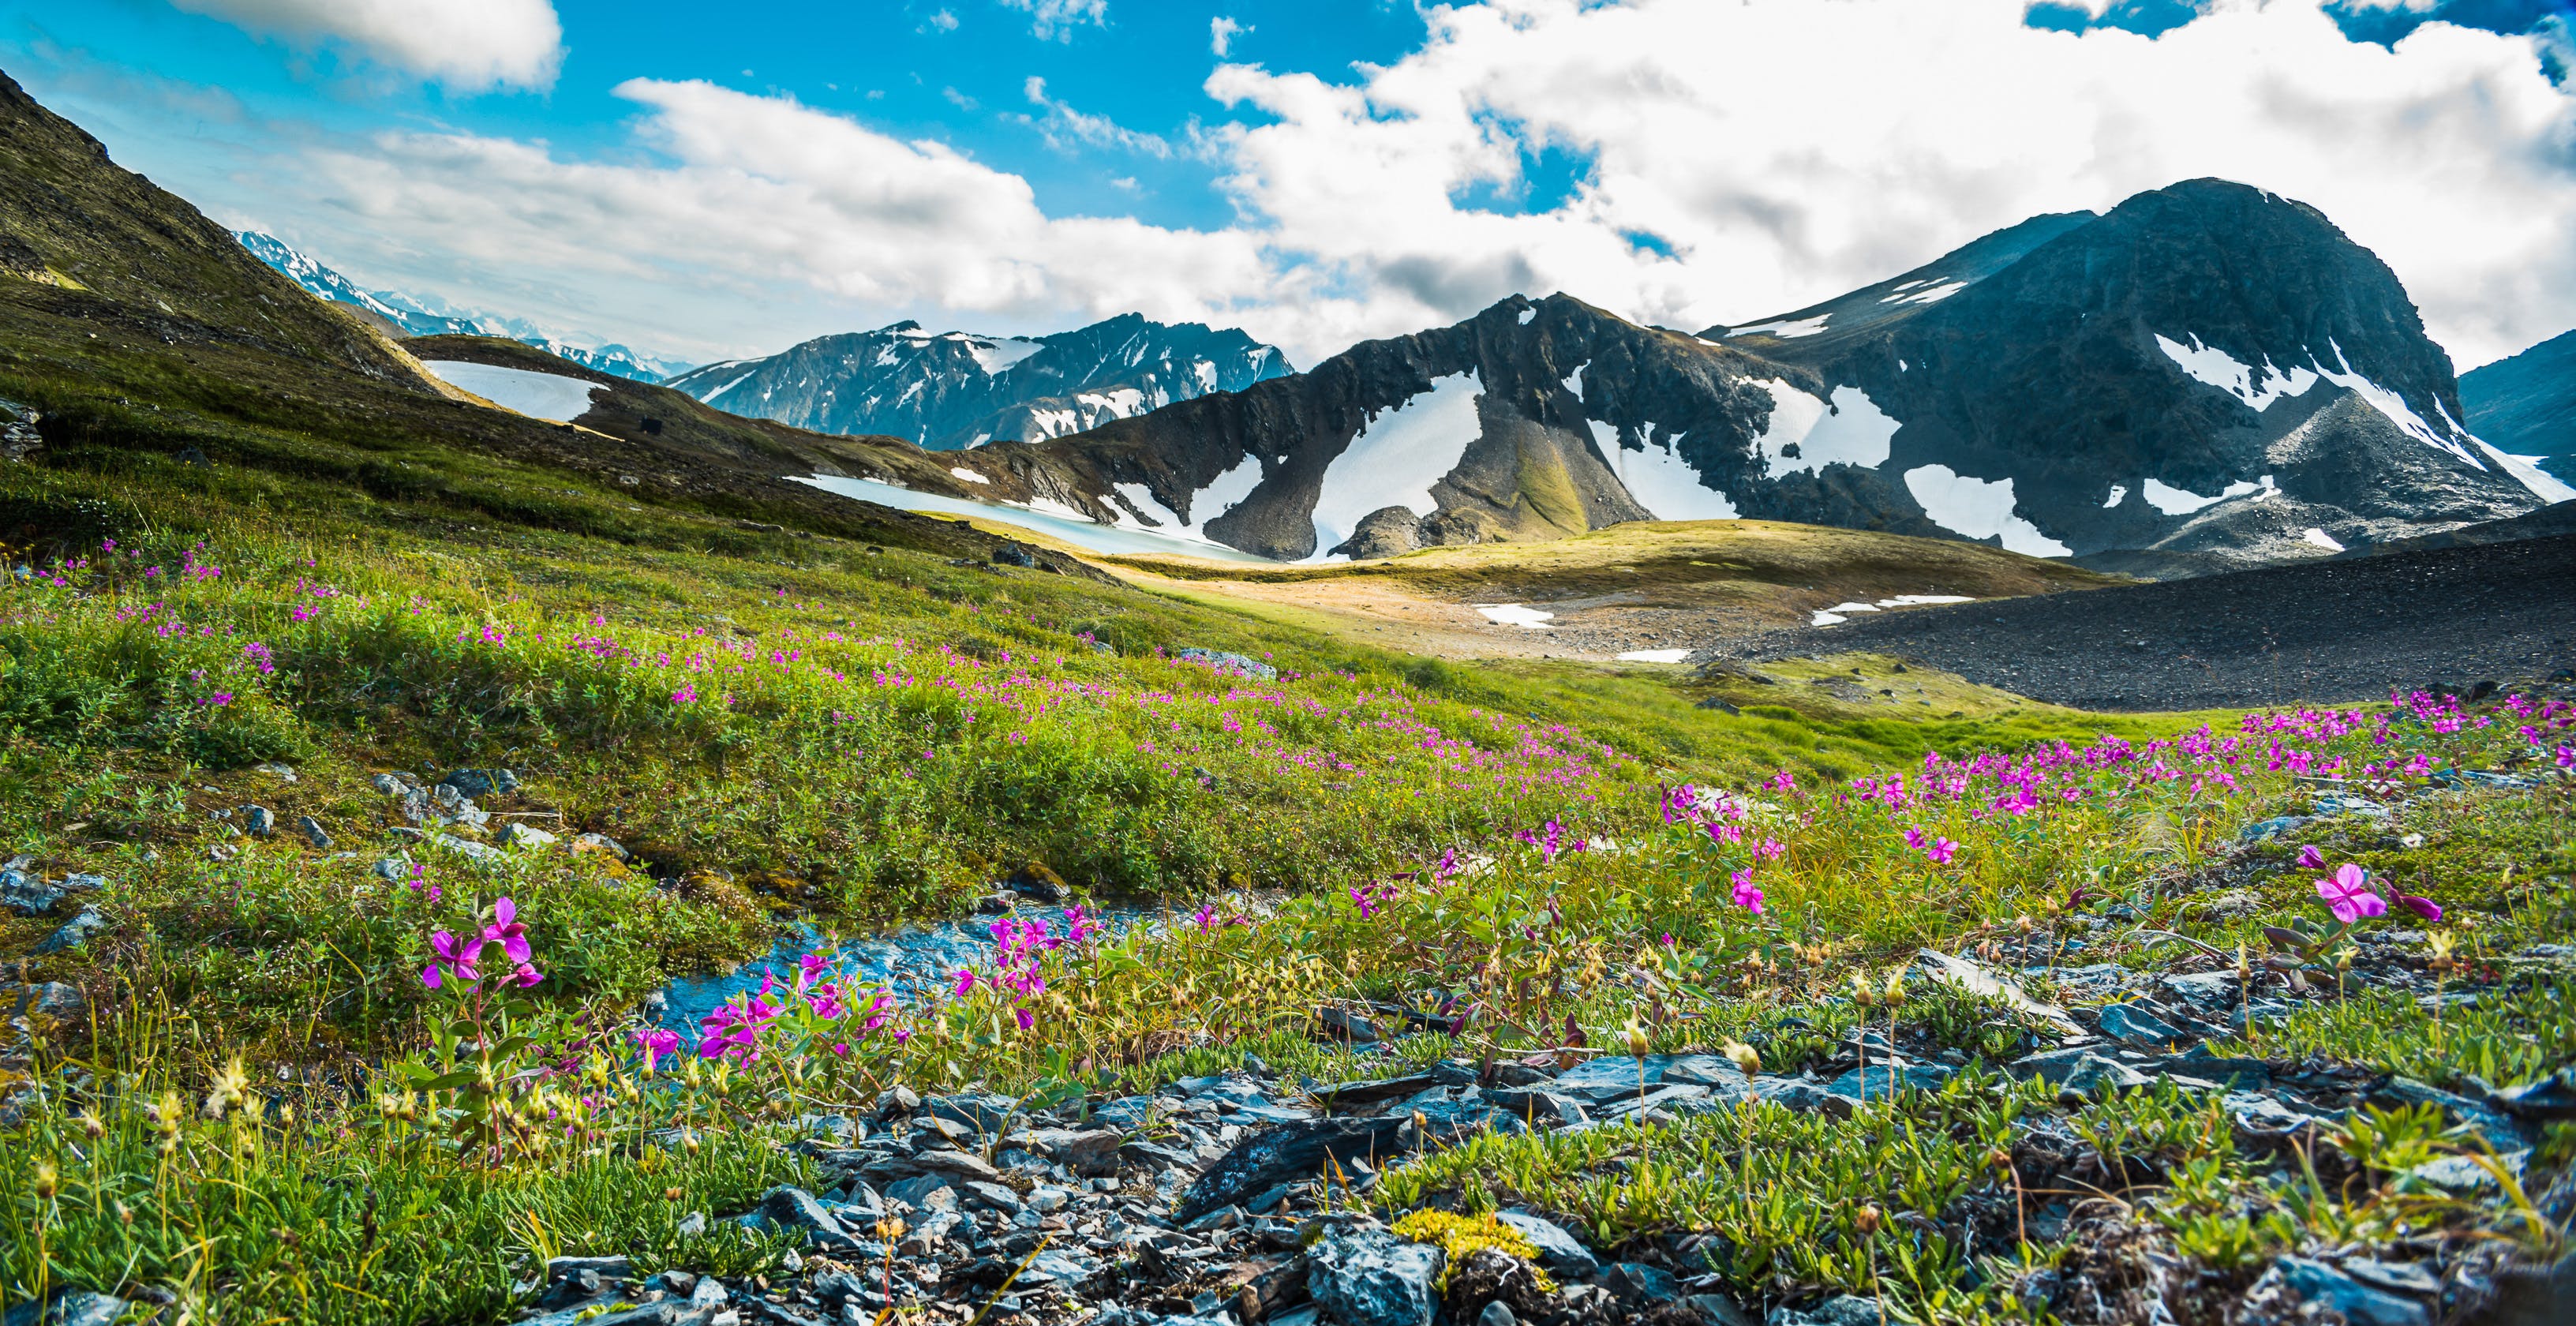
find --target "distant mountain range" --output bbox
[2462,328,2575,489]
[665,315,1291,451]
[235,231,689,384]
[942,179,2569,574]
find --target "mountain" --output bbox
[236,230,689,383]
[665,313,1292,451]
[966,178,2567,571]
[0,68,1089,574]
[2462,328,2576,487]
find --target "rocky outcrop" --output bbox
[2462,327,2576,488]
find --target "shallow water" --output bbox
[653,903,1158,1036]
[791,474,1277,565]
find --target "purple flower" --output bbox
[797,952,832,991]
[1730,867,1764,915]
[2295,845,2327,870]
[2315,863,2386,924]
[953,969,979,996]
[1926,837,1959,865]
[2394,890,2443,923]
[423,929,483,989]
[482,897,530,964]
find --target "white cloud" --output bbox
[167,0,562,91]
[1201,0,2576,366]
[276,79,1270,360]
[1019,77,1173,157]
[1211,16,1246,56]
[997,0,1108,42]
[925,9,960,32]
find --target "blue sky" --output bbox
[4,0,2572,369]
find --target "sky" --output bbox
[3,0,2572,371]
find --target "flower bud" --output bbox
[1855,1205,1882,1235]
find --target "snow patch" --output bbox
[1597,418,1738,519]
[2314,339,2484,468]
[949,466,990,485]
[1109,451,1266,545]
[1825,601,1883,614]
[423,361,601,422]
[1308,370,1482,560]
[1475,604,1556,629]
[968,337,1044,376]
[2103,484,2127,509]
[792,475,1273,564]
[1754,382,1897,476]
[1518,306,1537,326]
[1563,362,1587,402]
[1193,360,1217,394]
[2301,527,2346,552]
[1075,387,1146,417]
[1883,279,1967,305]
[1616,649,1690,663]
[1811,610,1849,626]
[2469,437,2576,504]
[2153,334,2320,412]
[2141,477,2265,515]
[1878,594,1974,606]
[1901,465,2072,557]
[1020,496,1088,521]
[1732,313,1830,339]
[697,369,759,404]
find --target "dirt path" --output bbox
[1708,534,2576,710]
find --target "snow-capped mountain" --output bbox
[2462,328,2576,489]
[235,232,687,384]
[664,313,1290,451]
[953,179,2566,571]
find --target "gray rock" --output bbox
[760,1186,861,1248]
[1476,1302,1518,1326]
[1662,1054,1754,1091]
[957,1180,1022,1213]
[1547,1054,1675,1100]
[2159,972,2241,1011]
[1825,1063,1956,1102]
[2371,1077,2533,1148]
[1175,648,1279,681]
[2405,1151,2527,1194]
[1803,1297,1892,1326]
[0,868,60,916]
[1011,1126,1125,1174]
[2057,1055,2151,1099]
[496,822,558,849]
[242,804,275,837]
[2095,1002,2187,1046]
[546,1253,634,1284]
[1749,1077,1852,1116]
[571,833,633,862]
[1178,1115,1408,1222]
[0,1291,127,1326]
[1495,1211,1597,1279]
[429,833,504,865]
[2266,1256,2429,1326]
[2240,815,2308,841]
[1687,1294,1759,1326]
[3,982,84,1022]
[1484,1089,1590,1128]
[440,767,520,798]
[296,815,331,848]
[32,908,105,954]
[1020,1249,1106,1290]
[1308,1227,1441,1326]
[883,1174,953,1208]
[2341,1260,2441,1297]
[2493,1072,2576,1120]
[926,1092,1018,1133]
[1600,1262,1680,1305]
[2226,1092,2341,1139]
[1914,949,2083,1035]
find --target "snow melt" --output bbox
[1476,604,1556,629]
[1882,279,1968,306]
[1754,382,1899,477]
[1616,649,1690,663]
[2141,476,2266,516]
[2153,335,2320,412]
[1308,370,1483,560]
[949,467,991,485]
[424,361,601,423]
[1731,313,1831,339]
[1901,465,2072,557]
[2302,527,2346,552]
[2102,484,2128,509]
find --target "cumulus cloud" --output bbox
[996,0,1108,42]
[167,0,563,90]
[1204,0,2576,366]
[283,79,1269,358]
[1211,16,1246,56]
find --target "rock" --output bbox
[295,815,331,848]
[2156,970,2242,1010]
[2341,1260,2441,1297]
[546,1253,634,1286]
[760,1186,858,1245]
[0,869,64,916]
[877,1084,921,1117]
[1175,647,1279,682]
[1599,1263,1680,1306]
[429,833,506,865]
[2493,1072,2576,1120]
[1316,1005,1383,1043]
[972,891,1017,915]
[242,804,275,837]
[2240,816,2308,842]
[570,833,632,862]
[1020,1249,1106,1290]
[1004,865,1069,903]
[1493,1212,1597,1279]
[1477,1302,1517,1326]
[1178,1116,1409,1222]
[2263,1256,2430,1326]
[957,1180,1022,1213]
[1328,507,1423,560]
[1662,1054,1754,1091]
[1794,1297,1892,1326]
[862,1146,1003,1186]
[1012,1126,1125,1174]
[3,982,84,1022]
[1484,1089,1589,1129]
[2162,1044,2271,1087]
[1915,949,2083,1036]
[674,1211,707,1239]
[2370,1077,2533,1148]
[1309,1227,1441,1326]
[32,908,106,954]
[883,1174,954,1208]
[372,772,422,795]
[2,1293,132,1326]
[2094,1002,2187,1047]
[1313,1072,1440,1108]
[929,1090,1017,1132]
[1825,1063,1956,1102]
[2226,1092,2342,1140]
[440,768,519,798]
[1749,1077,1853,1116]
[495,822,559,849]
[992,543,1038,568]
[2404,1151,2527,1194]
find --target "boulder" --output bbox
[495,822,558,849]
[440,768,520,798]
[2262,1256,2429,1326]
[1177,1115,1408,1222]
[296,815,331,848]
[1493,1212,1597,1279]
[1174,647,1279,682]
[1308,1227,1442,1326]
[1328,507,1424,560]
[32,908,106,954]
